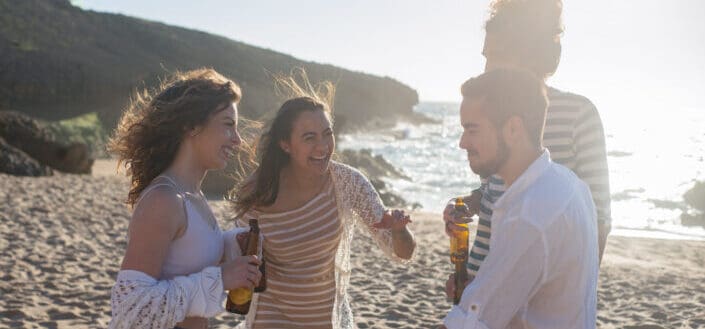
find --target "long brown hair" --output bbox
[108,68,242,207]
[231,68,335,217]
[485,0,564,78]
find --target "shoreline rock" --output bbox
[681,181,705,227]
[338,149,420,210]
[0,137,52,176]
[0,111,94,176]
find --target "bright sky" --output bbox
[78,0,704,108]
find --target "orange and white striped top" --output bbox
[241,179,343,329]
[233,162,413,329]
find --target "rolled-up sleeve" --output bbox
[444,219,547,329]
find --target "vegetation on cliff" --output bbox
[0,0,418,132]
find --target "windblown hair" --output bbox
[461,69,548,147]
[485,0,564,78]
[231,68,335,217]
[108,68,242,207]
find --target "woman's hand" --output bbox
[373,209,412,231]
[221,255,261,290]
[373,209,415,259]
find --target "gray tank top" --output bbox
[135,175,223,279]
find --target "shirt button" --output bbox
[471,304,478,311]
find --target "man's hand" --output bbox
[466,189,482,216]
[445,272,473,300]
[442,192,479,236]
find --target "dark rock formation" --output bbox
[0,111,94,175]
[39,142,93,174]
[369,178,421,210]
[338,149,410,181]
[681,181,705,227]
[338,149,419,209]
[0,137,52,176]
[684,181,705,213]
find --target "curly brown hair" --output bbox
[485,0,564,78]
[108,68,242,207]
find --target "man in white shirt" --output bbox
[441,69,598,329]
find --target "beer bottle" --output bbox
[226,218,266,314]
[449,197,469,304]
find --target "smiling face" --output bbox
[191,102,242,170]
[280,109,335,176]
[458,98,509,178]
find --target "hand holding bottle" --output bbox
[226,218,266,314]
[221,255,261,290]
[445,272,474,301]
[442,191,479,235]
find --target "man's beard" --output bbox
[469,135,509,178]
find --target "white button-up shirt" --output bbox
[444,150,599,329]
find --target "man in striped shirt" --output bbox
[444,0,611,290]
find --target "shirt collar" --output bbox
[492,149,552,211]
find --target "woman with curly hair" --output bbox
[107,68,261,329]
[229,70,416,329]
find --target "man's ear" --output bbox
[503,116,525,146]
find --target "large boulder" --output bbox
[338,149,410,180]
[0,137,52,176]
[684,181,705,213]
[40,142,93,174]
[338,149,418,208]
[681,181,705,227]
[0,111,94,174]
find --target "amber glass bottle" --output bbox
[450,198,469,304]
[226,218,266,314]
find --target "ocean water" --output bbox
[339,102,705,240]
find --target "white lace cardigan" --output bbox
[108,161,412,329]
[235,161,413,329]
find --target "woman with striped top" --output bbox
[229,71,416,329]
[443,0,611,295]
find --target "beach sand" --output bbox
[1,161,704,328]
